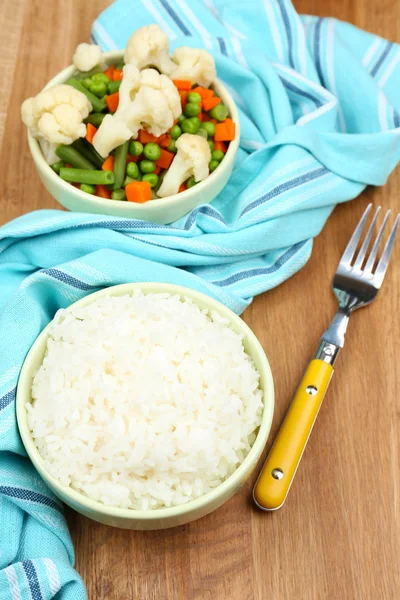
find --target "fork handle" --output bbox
[253,359,334,511]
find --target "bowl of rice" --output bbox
[16,283,274,530]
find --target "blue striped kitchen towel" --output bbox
[1,1,400,598]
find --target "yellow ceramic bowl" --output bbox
[27,51,240,224]
[16,283,274,530]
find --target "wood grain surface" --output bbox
[0,1,399,599]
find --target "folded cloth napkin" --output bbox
[1,0,400,598]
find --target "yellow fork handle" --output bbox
[253,359,334,511]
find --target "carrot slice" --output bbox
[179,182,187,193]
[138,129,158,144]
[154,166,162,175]
[158,134,171,148]
[85,123,97,144]
[191,86,214,100]
[102,155,114,171]
[214,118,236,142]
[126,153,139,164]
[156,148,175,170]
[113,68,123,81]
[172,80,192,91]
[214,141,227,153]
[202,96,221,111]
[103,66,115,79]
[126,181,152,203]
[106,92,119,113]
[96,184,111,199]
[179,90,188,108]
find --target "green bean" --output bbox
[84,113,106,127]
[113,140,129,190]
[56,144,96,170]
[80,183,96,194]
[50,161,64,174]
[108,80,121,94]
[111,188,126,201]
[72,139,103,169]
[66,78,107,113]
[89,81,107,98]
[75,66,102,80]
[59,168,115,185]
[81,78,93,89]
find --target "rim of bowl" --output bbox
[28,50,240,214]
[17,282,274,521]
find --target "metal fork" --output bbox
[253,204,399,511]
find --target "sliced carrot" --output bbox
[96,184,112,199]
[113,68,123,81]
[156,148,175,170]
[154,166,162,175]
[65,163,72,168]
[179,182,187,193]
[191,86,214,100]
[85,123,98,144]
[102,155,114,171]
[158,134,171,148]
[103,65,115,79]
[106,92,119,113]
[214,141,228,153]
[126,153,139,164]
[214,118,235,142]
[138,129,158,144]
[72,183,80,188]
[126,181,152,203]
[179,90,188,108]
[209,118,218,125]
[172,79,192,91]
[202,96,221,111]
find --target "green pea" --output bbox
[80,183,95,194]
[129,141,143,156]
[126,162,139,179]
[111,188,126,200]
[170,125,182,139]
[142,173,159,188]
[182,117,201,134]
[143,142,161,161]
[92,72,110,84]
[197,128,208,139]
[139,159,156,174]
[81,77,93,89]
[124,175,139,186]
[209,160,219,172]
[201,121,216,137]
[108,80,121,94]
[208,140,215,152]
[187,92,202,104]
[50,160,64,174]
[209,103,229,122]
[167,139,177,153]
[177,114,186,125]
[89,81,108,98]
[211,150,225,162]
[186,176,197,188]
[184,102,201,117]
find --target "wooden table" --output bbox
[1,1,399,598]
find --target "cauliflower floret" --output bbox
[73,43,103,72]
[169,47,216,87]
[157,133,211,198]
[21,84,91,154]
[92,66,181,158]
[124,24,176,75]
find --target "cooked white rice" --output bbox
[28,291,263,510]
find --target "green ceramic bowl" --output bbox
[16,283,274,530]
[27,51,240,224]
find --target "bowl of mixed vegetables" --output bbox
[22,25,239,224]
